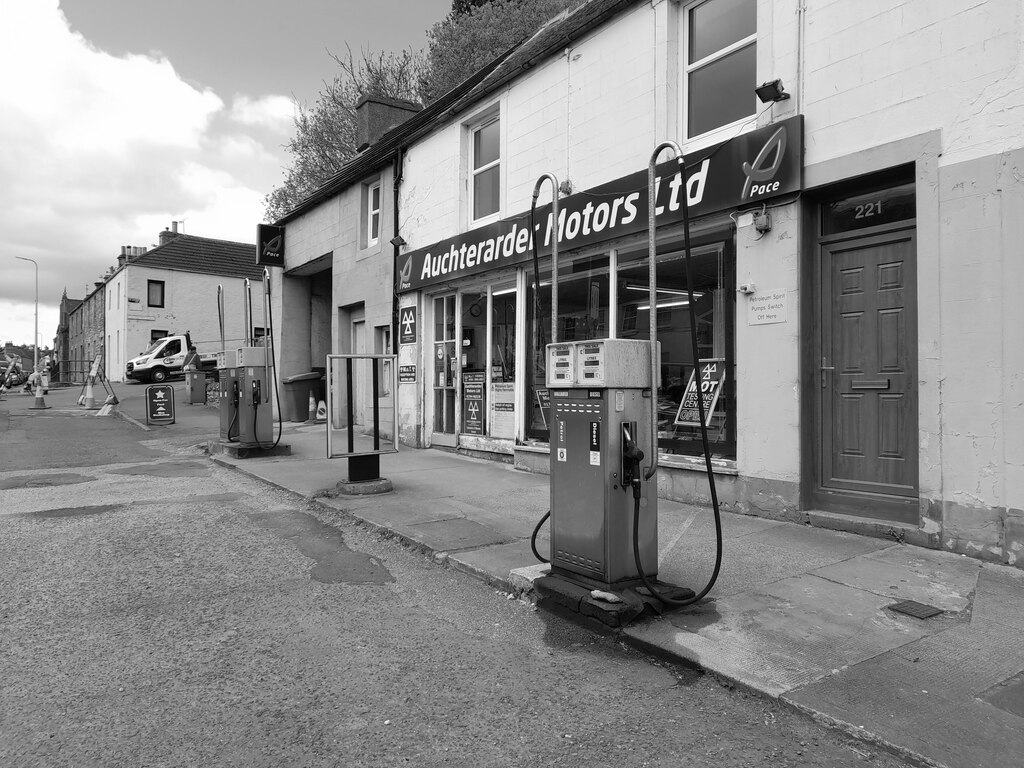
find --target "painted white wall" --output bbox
[103,265,263,383]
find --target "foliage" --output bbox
[264,0,581,221]
[420,0,581,104]
[263,47,423,221]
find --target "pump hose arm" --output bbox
[254,268,283,450]
[635,141,722,606]
[528,173,559,566]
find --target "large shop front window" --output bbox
[525,238,736,460]
[685,0,757,140]
[525,256,610,441]
[618,238,735,459]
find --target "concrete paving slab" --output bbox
[887,620,1024,695]
[321,496,465,528]
[971,564,1024,630]
[448,539,543,589]
[812,545,982,613]
[784,646,1024,768]
[394,517,513,553]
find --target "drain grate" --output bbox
[887,599,943,619]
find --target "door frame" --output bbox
[803,188,920,522]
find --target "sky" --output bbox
[1,0,451,351]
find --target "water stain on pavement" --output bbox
[0,473,96,489]
[29,504,120,519]
[246,509,394,585]
[131,492,245,506]
[108,461,212,478]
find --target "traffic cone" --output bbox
[308,392,316,421]
[82,378,96,409]
[29,380,50,410]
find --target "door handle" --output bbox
[850,379,890,390]
[820,357,835,388]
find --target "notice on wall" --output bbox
[398,364,416,383]
[490,382,515,439]
[747,289,788,325]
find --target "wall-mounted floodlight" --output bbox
[755,79,791,103]
[390,235,407,247]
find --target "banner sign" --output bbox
[396,116,803,293]
[257,224,285,267]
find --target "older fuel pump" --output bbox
[216,284,239,442]
[532,144,723,606]
[218,273,282,450]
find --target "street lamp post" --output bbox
[14,256,39,375]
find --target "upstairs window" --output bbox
[471,116,500,220]
[685,0,757,139]
[367,180,381,247]
[147,280,165,308]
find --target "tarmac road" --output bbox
[0,394,914,767]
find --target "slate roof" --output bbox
[127,234,262,281]
[276,0,640,224]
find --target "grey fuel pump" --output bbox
[531,143,723,607]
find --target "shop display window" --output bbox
[617,238,735,460]
[525,256,610,442]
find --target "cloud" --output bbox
[229,95,296,131]
[0,0,290,347]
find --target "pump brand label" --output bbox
[556,418,567,462]
[589,422,600,466]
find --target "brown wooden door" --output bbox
[815,228,918,521]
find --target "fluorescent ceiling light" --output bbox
[637,300,690,311]
[492,286,516,296]
[624,283,703,298]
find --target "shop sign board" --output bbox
[146,384,175,425]
[398,364,417,383]
[674,359,725,427]
[399,306,417,344]
[396,116,803,293]
[256,224,284,267]
[462,372,485,435]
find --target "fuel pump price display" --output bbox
[674,359,725,427]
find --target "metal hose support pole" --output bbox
[645,141,684,480]
[531,174,559,344]
[243,279,251,347]
[217,284,225,352]
[262,269,270,402]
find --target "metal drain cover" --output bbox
[887,599,943,619]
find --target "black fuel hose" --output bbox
[531,510,550,564]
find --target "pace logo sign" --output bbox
[257,224,285,267]
[396,116,803,293]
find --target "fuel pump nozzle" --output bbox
[621,424,645,500]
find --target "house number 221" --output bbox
[855,201,882,218]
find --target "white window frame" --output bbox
[366,180,381,247]
[470,114,501,223]
[681,0,758,148]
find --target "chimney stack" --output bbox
[159,222,181,246]
[355,95,421,151]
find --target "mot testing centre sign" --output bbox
[146,384,175,425]
[674,359,725,427]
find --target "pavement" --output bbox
[9,380,1024,768]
